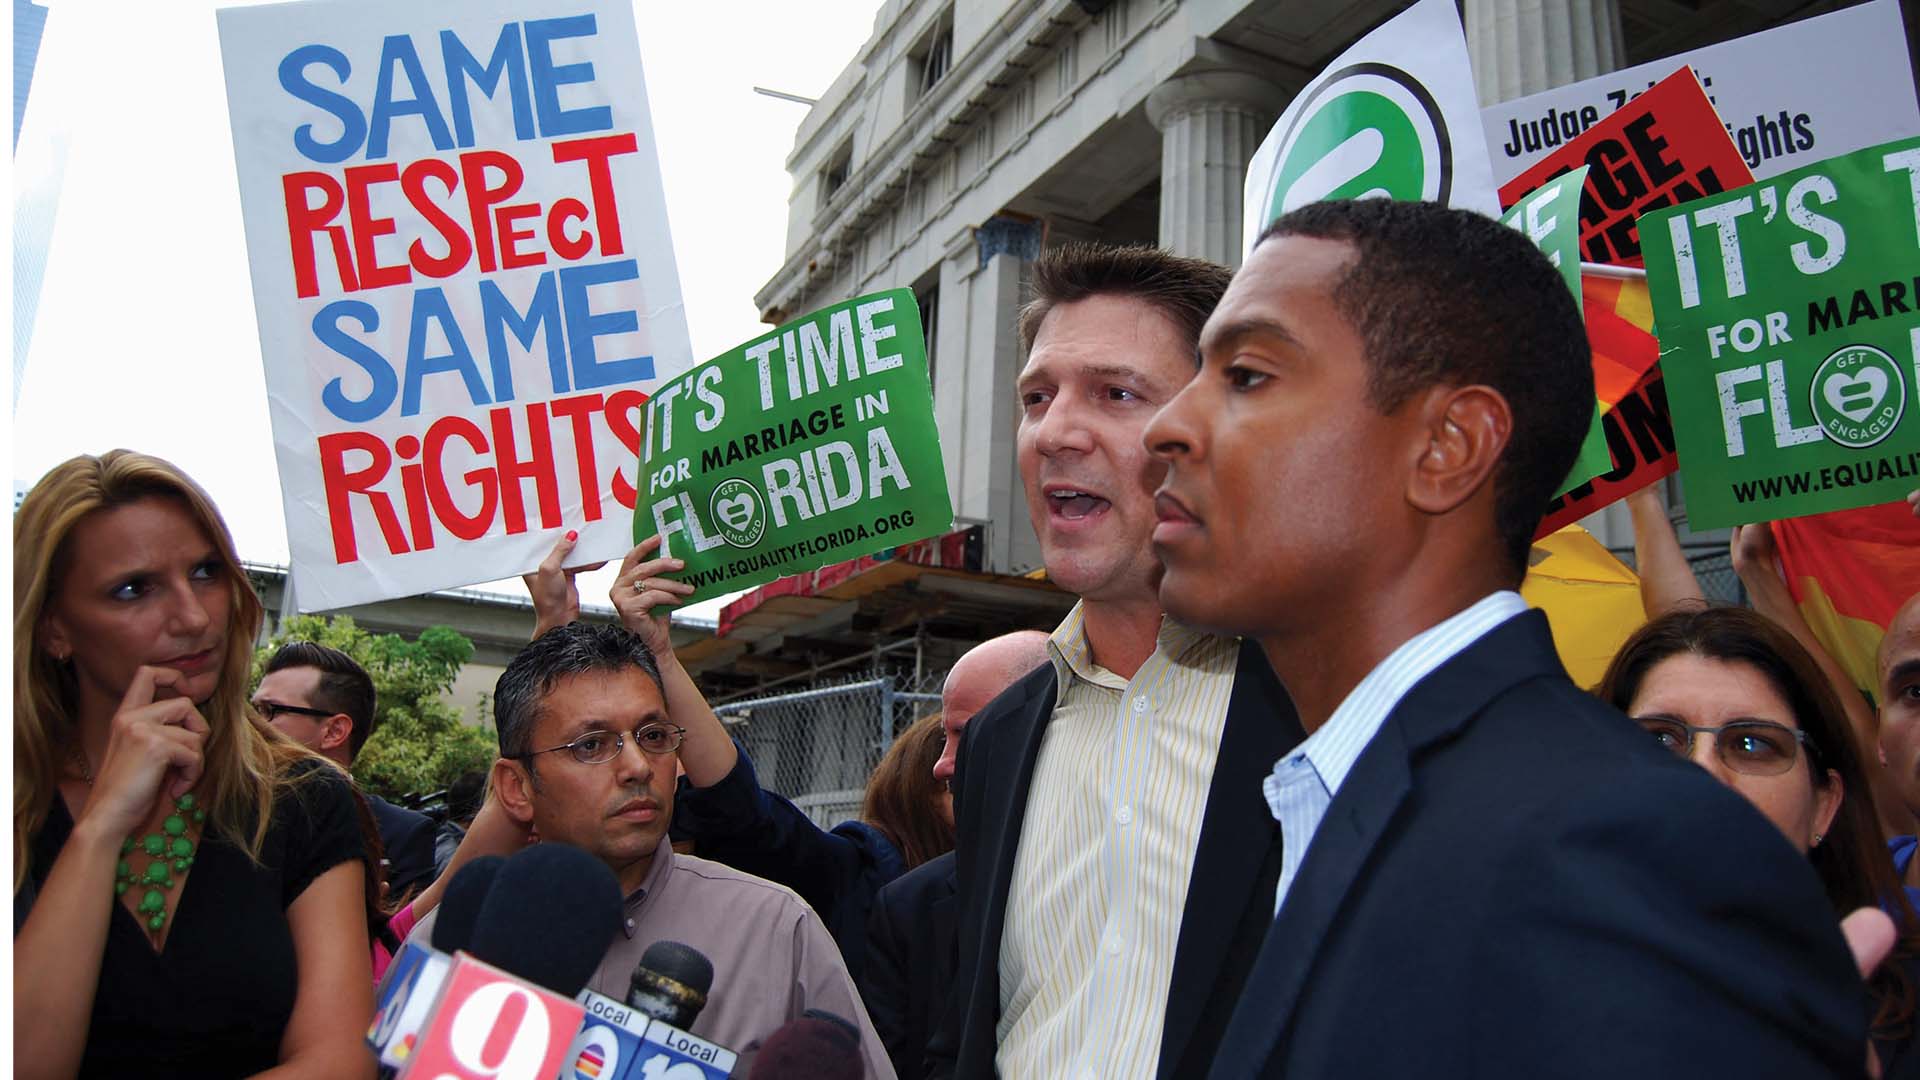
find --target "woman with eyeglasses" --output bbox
[520,531,956,984]
[1597,605,1920,1072]
[13,451,373,1079]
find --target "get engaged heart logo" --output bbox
[709,478,766,549]
[1809,344,1906,449]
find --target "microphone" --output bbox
[748,1011,864,1080]
[626,940,714,1029]
[566,941,735,1079]
[370,857,506,1072]
[432,855,506,953]
[466,844,622,995]
[398,845,623,1080]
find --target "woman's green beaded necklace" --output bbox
[72,747,203,933]
[115,794,203,931]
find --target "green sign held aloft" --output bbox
[1640,136,1920,529]
[1500,165,1609,497]
[638,289,953,601]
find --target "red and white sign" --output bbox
[218,0,692,610]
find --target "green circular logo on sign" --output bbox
[1809,344,1906,449]
[710,478,766,549]
[1262,62,1451,225]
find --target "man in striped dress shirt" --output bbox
[930,243,1304,1079]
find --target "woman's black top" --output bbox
[16,760,364,1079]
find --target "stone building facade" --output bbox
[756,0,1919,567]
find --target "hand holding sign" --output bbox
[611,535,694,659]
[524,531,608,640]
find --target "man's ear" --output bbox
[319,714,354,753]
[491,757,538,826]
[1407,384,1511,516]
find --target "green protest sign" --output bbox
[637,289,953,601]
[1500,166,1610,497]
[1640,136,1920,529]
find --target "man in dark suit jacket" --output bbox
[862,850,956,1079]
[860,631,1052,1077]
[1142,198,1865,1076]
[255,641,437,901]
[365,791,437,901]
[939,640,1297,1078]
[926,242,1306,1079]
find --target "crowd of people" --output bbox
[14,198,1920,1079]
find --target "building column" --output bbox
[933,218,1042,575]
[1145,72,1287,267]
[1465,0,1626,106]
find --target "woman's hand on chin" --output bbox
[80,665,211,836]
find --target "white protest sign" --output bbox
[1242,0,1500,255]
[219,0,692,611]
[1482,0,1918,184]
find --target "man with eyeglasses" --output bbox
[254,640,437,902]
[408,621,894,1077]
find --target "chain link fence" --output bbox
[712,669,944,828]
[1689,551,1747,608]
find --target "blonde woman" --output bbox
[13,451,373,1079]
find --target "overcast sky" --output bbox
[12,0,884,615]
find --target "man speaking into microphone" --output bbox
[404,623,893,1077]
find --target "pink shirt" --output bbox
[370,901,419,984]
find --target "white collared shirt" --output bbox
[1265,591,1529,915]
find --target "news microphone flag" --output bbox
[396,953,586,1080]
[566,989,736,1080]
[369,940,452,1071]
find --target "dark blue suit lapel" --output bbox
[1211,723,1416,1075]
[1208,612,1564,1076]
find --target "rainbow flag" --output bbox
[572,1045,607,1080]
[1772,501,1920,699]
[1536,272,1670,538]
[1584,272,1660,400]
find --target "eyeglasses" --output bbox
[257,701,335,723]
[1635,717,1815,776]
[516,724,688,765]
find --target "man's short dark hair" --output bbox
[1257,200,1593,577]
[265,641,378,758]
[494,623,664,762]
[1016,242,1233,356]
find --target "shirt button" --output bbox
[1131,694,1149,713]
[1115,805,1132,826]
[1103,935,1121,957]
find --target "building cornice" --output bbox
[757,0,1112,316]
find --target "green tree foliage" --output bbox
[253,615,495,800]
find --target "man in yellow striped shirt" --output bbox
[930,243,1304,1079]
